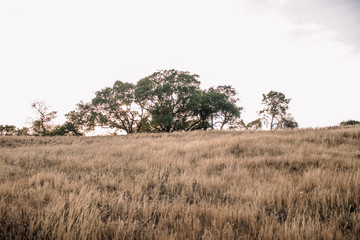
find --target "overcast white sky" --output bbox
[1,0,359,129]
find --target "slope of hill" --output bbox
[1,127,360,239]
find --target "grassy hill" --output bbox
[1,127,360,239]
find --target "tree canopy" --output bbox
[340,120,360,126]
[65,69,243,134]
[135,70,201,132]
[0,125,29,136]
[258,91,297,130]
[31,100,57,136]
[90,81,140,134]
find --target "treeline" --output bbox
[2,69,358,136]
[0,125,30,136]
[38,69,244,136]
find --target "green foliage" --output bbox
[238,118,262,130]
[277,114,298,129]
[48,122,83,136]
[187,119,212,131]
[65,69,243,134]
[66,101,97,134]
[135,70,201,132]
[247,119,262,130]
[259,91,292,130]
[340,120,360,126]
[16,127,30,136]
[0,125,17,136]
[91,81,143,134]
[135,117,154,133]
[0,125,30,136]
[207,86,242,130]
[191,85,242,130]
[30,100,57,136]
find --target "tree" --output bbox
[31,100,57,136]
[188,90,214,130]
[208,86,243,130]
[190,86,242,130]
[0,125,17,136]
[66,101,97,134]
[277,114,298,129]
[340,120,360,126]
[258,91,292,130]
[238,118,262,130]
[91,81,143,134]
[0,125,5,136]
[48,122,83,136]
[16,127,30,136]
[135,70,201,132]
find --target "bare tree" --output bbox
[31,100,57,136]
[258,91,291,130]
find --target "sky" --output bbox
[1,0,360,129]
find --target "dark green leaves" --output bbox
[67,70,243,134]
[135,70,202,132]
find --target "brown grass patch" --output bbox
[1,127,360,239]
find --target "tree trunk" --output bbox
[270,115,274,130]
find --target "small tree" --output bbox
[16,127,30,136]
[209,86,243,130]
[190,86,243,131]
[66,101,97,134]
[340,120,360,126]
[238,118,262,130]
[48,122,83,136]
[135,70,201,132]
[91,81,144,134]
[0,125,17,136]
[258,91,292,130]
[277,114,298,129]
[31,100,57,136]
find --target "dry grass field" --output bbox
[1,127,360,239]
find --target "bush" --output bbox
[340,120,360,126]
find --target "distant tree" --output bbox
[247,118,262,130]
[67,69,243,134]
[238,118,262,130]
[66,101,97,134]
[48,122,83,136]
[0,125,30,136]
[91,81,144,134]
[188,90,213,130]
[209,86,243,130]
[0,125,17,136]
[31,100,57,136]
[277,114,298,129]
[258,91,292,130]
[340,120,360,126]
[16,127,30,136]
[191,86,243,130]
[5,125,16,135]
[0,125,4,136]
[135,70,201,132]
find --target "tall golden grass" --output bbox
[1,127,360,239]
